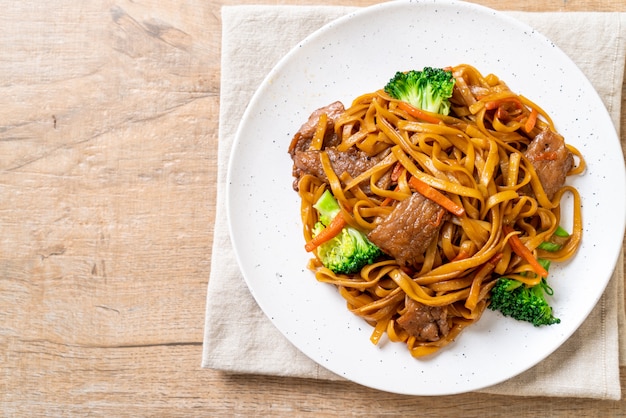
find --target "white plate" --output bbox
[227,0,626,395]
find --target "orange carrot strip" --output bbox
[304,212,347,252]
[408,176,465,217]
[451,248,471,262]
[484,98,523,110]
[495,106,509,120]
[503,225,548,278]
[390,162,405,182]
[380,184,401,207]
[524,108,538,133]
[397,101,442,124]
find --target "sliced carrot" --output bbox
[495,106,509,120]
[484,98,523,111]
[397,101,442,124]
[390,162,405,182]
[304,212,347,252]
[451,248,471,262]
[524,108,538,133]
[484,101,500,110]
[380,184,401,207]
[503,225,548,278]
[408,176,465,217]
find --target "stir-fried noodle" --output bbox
[290,64,584,357]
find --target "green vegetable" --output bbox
[553,225,570,238]
[384,67,455,115]
[311,190,382,274]
[537,241,562,252]
[488,260,560,327]
[537,226,571,252]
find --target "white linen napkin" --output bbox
[203,5,626,400]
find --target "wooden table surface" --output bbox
[2,0,625,416]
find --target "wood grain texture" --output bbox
[0,0,625,416]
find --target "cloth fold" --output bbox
[203,5,626,400]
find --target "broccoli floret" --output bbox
[488,277,560,327]
[311,190,382,274]
[384,67,455,115]
[313,189,341,226]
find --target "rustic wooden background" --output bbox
[1,0,625,416]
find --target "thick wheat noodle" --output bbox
[296,64,584,357]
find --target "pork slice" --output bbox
[367,192,446,267]
[288,101,344,156]
[524,129,574,200]
[396,298,450,342]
